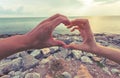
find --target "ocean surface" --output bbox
[0,16,120,35]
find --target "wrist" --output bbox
[19,34,32,50]
[92,44,102,54]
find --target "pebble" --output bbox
[102,67,111,75]
[41,48,50,54]
[0,75,10,78]
[111,68,120,74]
[72,50,83,59]
[25,72,40,78]
[12,75,20,78]
[8,71,15,76]
[92,56,102,62]
[30,50,40,57]
[40,58,50,64]
[0,57,22,75]
[22,55,39,70]
[86,53,94,57]
[62,72,72,78]
[81,56,93,64]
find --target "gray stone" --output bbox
[0,58,22,75]
[0,75,10,78]
[40,58,50,64]
[119,74,120,77]
[14,71,21,76]
[50,46,59,51]
[8,71,15,76]
[111,68,120,74]
[0,59,11,65]
[86,53,94,57]
[22,55,39,70]
[21,70,29,78]
[62,72,72,78]
[102,67,111,75]
[59,47,69,58]
[25,72,40,78]
[41,48,50,55]
[30,50,40,57]
[12,75,20,78]
[72,50,83,59]
[19,51,28,57]
[7,53,20,59]
[97,40,109,46]
[81,56,93,64]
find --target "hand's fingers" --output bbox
[49,16,70,30]
[67,24,73,29]
[71,27,79,32]
[71,19,89,26]
[40,14,62,25]
[67,19,87,29]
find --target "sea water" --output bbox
[0,16,120,35]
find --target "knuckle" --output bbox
[83,19,88,22]
[55,13,62,17]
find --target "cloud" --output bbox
[94,0,119,4]
[0,0,120,17]
[0,6,24,14]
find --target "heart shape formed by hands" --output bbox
[25,14,97,52]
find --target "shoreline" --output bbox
[0,33,120,38]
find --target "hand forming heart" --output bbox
[24,14,97,53]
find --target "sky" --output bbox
[0,0,120,17]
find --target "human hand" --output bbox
[66,19,97,53]
[24,14,70,49]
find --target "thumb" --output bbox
[50,39,67,48]
[66,43,84,50]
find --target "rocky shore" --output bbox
[0,33,120,78]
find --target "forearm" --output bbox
[95,44,120,64]
[0,35,29,60]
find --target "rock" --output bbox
[14,71,21,76]
[62,72,72,78]
[50,46,59,51]
[97,40,109,46]
[19,51,28,57]
[59,47,69,58]
[0,75,10,78]
[63,39,73,45]
[21,70,29,78]
[72,50,83,59]
[119,74,120,77]
[0,59,11,65]
[76,65,93,78]
[25,72,40,78]
[81,56,93,64]
[105,59,118,66]
[86,53,94,57]
[30,50,40,57]
[0,58,22,75]
[12,75,20,78]
[30,50,44,59]
[45,74,52,78]
[22,55,39,70]
[102,67,111,75]
[40,58,50,64]
[92,56,102,62]
[111,68,120,74]
[7,53,20,59]
[8,71,15,76]
[41,48,50,54]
